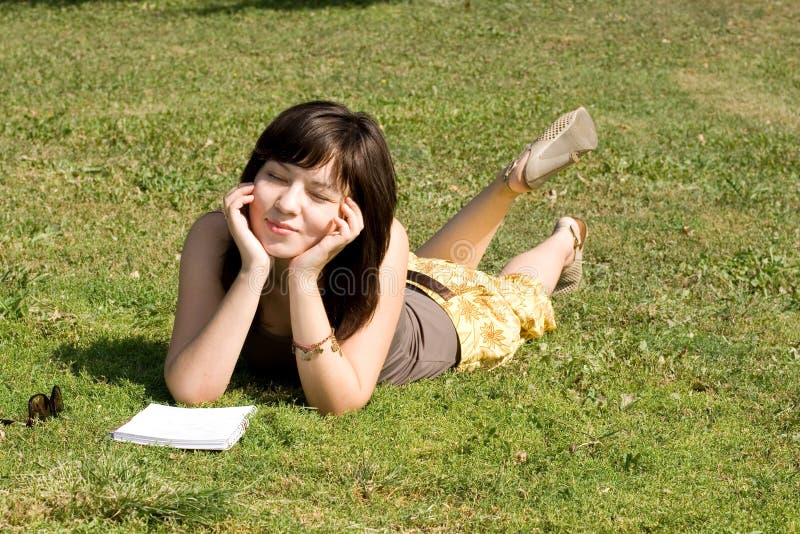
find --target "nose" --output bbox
[274,182,303,214]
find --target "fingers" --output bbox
[223,182,255,221]
[331,215,349,237]
[228,194,255,214]
[328,198,363,242]
[288,197,363,272]
[221,183,270,269]
[224,182,254,201]
[339,197,364,236]
[319,197,363,247]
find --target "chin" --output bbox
[261,241,303,260]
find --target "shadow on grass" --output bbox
[187,0,393,16]
[0,0,104,4]
[53,336,173,402]
[229,362,308,407]
[0,0,392,9]
[53,335,307,407]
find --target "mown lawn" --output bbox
[1,0,798,531]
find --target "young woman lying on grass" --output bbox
[164,101,597,415]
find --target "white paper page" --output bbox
[112,404,256,444]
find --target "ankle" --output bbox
[500,147,533,194]
[494,173,525,197]
[553,217,579,266]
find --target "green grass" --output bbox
[1,0,799,530]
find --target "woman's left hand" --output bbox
[289,197,364,275]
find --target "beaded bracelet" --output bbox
[292,329,341,361]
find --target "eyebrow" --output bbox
[272,161,336,190]
[309,180,334,189]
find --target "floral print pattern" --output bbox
[407,252,556,371]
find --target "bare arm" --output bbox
[290,219,409,415]
[163,212,264,403]
[165,182,273,403]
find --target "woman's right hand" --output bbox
[223,182,271,274]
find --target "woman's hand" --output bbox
[223,182,271,274]
[289,197,364,275]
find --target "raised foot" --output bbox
[526,107,598,189]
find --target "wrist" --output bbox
[238,264,271,293]
[287,267,320,296]
[288,265,320,281]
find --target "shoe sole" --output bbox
[524,107,598,190]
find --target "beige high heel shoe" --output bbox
[552,217,587,296]
[503,107,598,191]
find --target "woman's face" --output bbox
[248,159,345,259]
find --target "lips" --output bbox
[266,218,298,234]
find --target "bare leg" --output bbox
[499,217,579,296]
[415,149,533,268]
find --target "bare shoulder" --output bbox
[185,211,230,249]
[378,219,409,301]
[181,211,231,260]
[387,218,409,258]
[178,211,232,283]
[390,217,407,236]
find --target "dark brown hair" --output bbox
[223,101,397,340]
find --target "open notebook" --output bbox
[111,404,257,450]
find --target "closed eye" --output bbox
[267,173,288,184]
[311,192,334,202]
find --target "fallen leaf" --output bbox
[48,309,75,322]
[620,393,639,410]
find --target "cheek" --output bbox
[307,208,338,235]
[246,195,262,221]
[250,184,272,210]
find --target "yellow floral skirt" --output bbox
[406,252,556,371]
